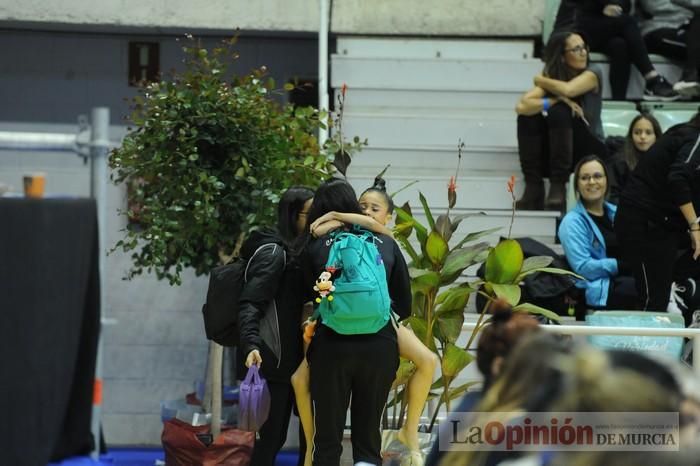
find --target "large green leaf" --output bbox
[393,201,414,239]
[484,239,524,284]
[442,242,490,277]
[449,212,487,233]
[435,286,473,313]
[406,317,437,352]
[435,310,465,344]
[441,343,474,378]
[392,358,416,389]
[435,214,452,242]
[425,231,449,267]
[419,192,435,230]
[491,283,522,306]
[513,302,561,321]
[409,268,440,293]
[519,256,553,274]
[395,206,428,245]
[452,226,503,250]
[446,381,481,402]
[517,267,584,282]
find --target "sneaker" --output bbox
[644,75,680,101]
[673,80,700,98]
[668,278,698,315]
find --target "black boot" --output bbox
[546,127,573,212]
[516,115,545,211]
[516,179,545,210]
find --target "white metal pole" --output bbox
[318,0,330,145]
[90,107,110,459]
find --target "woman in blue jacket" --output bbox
[558,155,638,309]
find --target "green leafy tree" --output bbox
[110,37,363,284]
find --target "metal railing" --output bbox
[463,321,700,376]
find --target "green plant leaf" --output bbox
[395,205,427,245]
[425,231,449,267]
[491,283,522,306]
[441,343,474,378]
[513,302,561,321]
[452,226,502,250]
[442,242,490,278]
[449,212,487,233]
[409,268,440,293]
[419,192,435,230]
[392,358,416,388]
[446,381,480,402]
[435,286,473,313]
[484,239,524,284]
[517,267,584,282]
[435,310,465,344]
[435,214,452,242]
[520,255,553,273]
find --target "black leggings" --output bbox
[644,14,700,75]
[250,381,295,466]
[308,325,398,466]
[577,14,655,99]
[614,204,679,311]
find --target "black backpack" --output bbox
[202,243,285,346]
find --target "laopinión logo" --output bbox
[438,412,679,452]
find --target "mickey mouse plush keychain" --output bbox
[313,270,336,303]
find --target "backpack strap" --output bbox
[244,243,286,282]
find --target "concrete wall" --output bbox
[0,29,318,124]
[0,0,545,36]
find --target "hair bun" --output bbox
[372,175,387,192]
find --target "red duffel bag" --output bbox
[161,418,254,466]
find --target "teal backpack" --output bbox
[313,228,391,335]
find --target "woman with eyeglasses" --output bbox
[558,155,639,310]
[515,31,608,211]
[615,111,700,313]
[573,0,678,100]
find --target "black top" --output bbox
[574,0,632,16]
[301,229,412,342]
[237,229,305,382]
[589,211,620,258]
[618,124,700,230]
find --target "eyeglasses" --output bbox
[565,45,590,55]
[578,172,606,182]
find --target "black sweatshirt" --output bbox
[618,123,700,230]
[237,229,305,383]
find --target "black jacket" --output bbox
[302,230,412,326]
[619,123,700,230]
[237,229,305,382]
[574,0,632,16]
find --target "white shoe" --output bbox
[673,80,700,97]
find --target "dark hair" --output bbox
[360,175,395,214]
[607,350,681,396]
[476,302,540,390]
[623,113,662,170]
[543,30,588,82]
[572,154,610,201]
[305,178,363,229]
[277,185,314,244]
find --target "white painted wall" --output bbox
[0,0,545,36]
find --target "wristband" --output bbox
[542,97,550,116]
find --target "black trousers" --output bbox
[614,204,679,311]
[308,326,399,466]
[251,381,295,466]
[645,14,700,76]
[577,14,655,99]
[517,103,607,181]
[604,275,640,310]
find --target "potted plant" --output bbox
[389,141,578,435]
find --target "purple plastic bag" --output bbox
[238,365,271,432]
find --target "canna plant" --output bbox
[391,141,579,431]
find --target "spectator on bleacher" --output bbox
[637,0,700,98]
[574,0,679,100]
[615,110,700,312]
[608,112,663,203]
[559,155,639,309]
[515,31,608,211]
